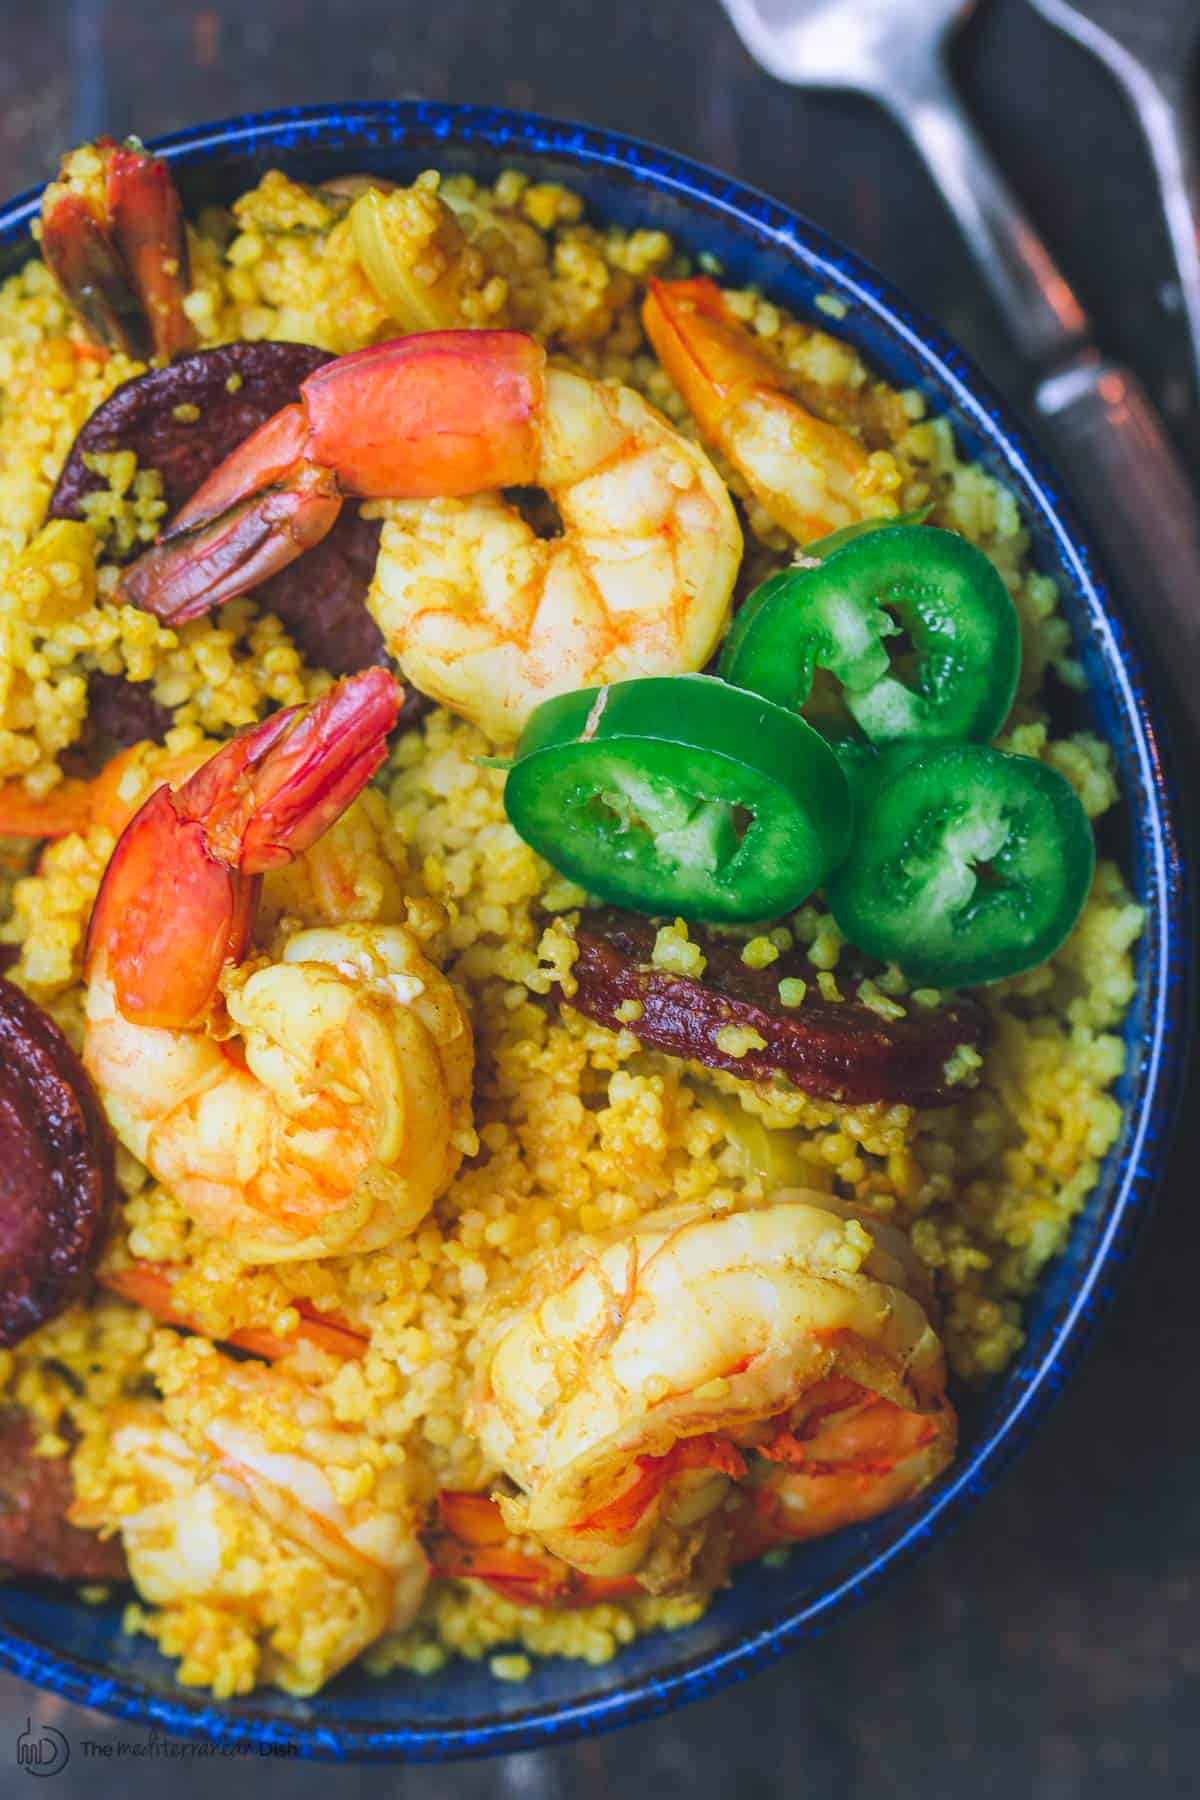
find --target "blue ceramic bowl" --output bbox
[0,102,1187,1762]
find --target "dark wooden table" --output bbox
[0,3,1196,1794]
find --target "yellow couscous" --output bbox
[0,144,1142,1701]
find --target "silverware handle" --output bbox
[1036,353,1200,722]
[894,60,1088,369]
[1028,0,1200,394]
[1130,72,1200,393]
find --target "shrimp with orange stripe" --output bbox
[114,329,743,742]
[95,1261,651,1614]
[467,1190,956,1593]
[71,1336,429,1697]
[642,276,895,544]
[80,669,475,1262]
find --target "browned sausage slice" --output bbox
[83,669,174,751]
[49,341,333,521]
[49,341,392,681]
[565,910,985,1108]
[0,1409,126,1582]
[0,977,114,1347]
[252,503,387,677]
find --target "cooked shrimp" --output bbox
[728,1374,955,1559]
[117,330,741,742]
[83,670,476,1261]
[643,277,893,545]
[0,741,209,843]
[100,1259,369,1364]
[73,1343,428,1696]
[469,1190,955,1590]
[369,367,740,740]
[40,136,195,361]
[0,778,101,841]
[423,1489,644,1610]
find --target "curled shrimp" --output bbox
[643,277,891,545]
[368,365,742,741]
[83,670,476,1261]
[469,1190,955,1590]
[96,1267,647,1614]
[74,1342,428,1696]
[40,136,195,361]
[98,1266,643,1617]
[117,330,741,743]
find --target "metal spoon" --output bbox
[720,0,1200,727]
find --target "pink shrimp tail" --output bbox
[104,143,196,360]
[40,136,195,363]
[122,458,342,624]
[184,665,401,871]
[85,669,403,1028]
[119,330,546,623]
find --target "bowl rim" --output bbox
[0,98,1188,1762]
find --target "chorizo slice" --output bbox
[252,504,387,677]
[49,340,333,522]
[0,1409,126,1582]
[565,910,985,1108]
[83,669,173,750]
[0,976,114,1347]
[50,341,392,681]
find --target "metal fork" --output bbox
[1029,0,1200,391]
[720,0,1200,726]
